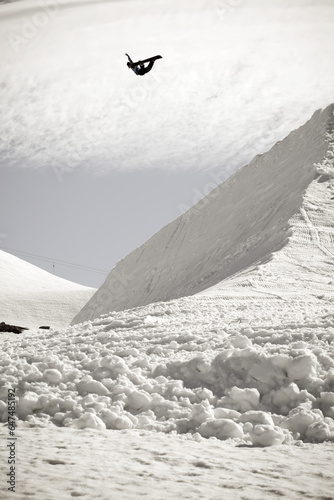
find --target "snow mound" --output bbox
[73,104,334,324]
[0,250,95,328]
[1,296,334,447]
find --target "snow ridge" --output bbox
[73,104,334,324]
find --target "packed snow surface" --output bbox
[0,250,95,328]
[0,426,333,500]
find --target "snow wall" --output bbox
[73,104,334,324]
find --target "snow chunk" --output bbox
[229,335,253,349]
[44,369,62,384]
[281,406,323,439]
[237,411,274,427]
[271,383,300,412]
[249,358,286,391]
[305,421,331,442]
[214,408,241,420]
[127,390,151,411]
[198,419,244,440]
[287,354,317,381]
[319,392,334,418]
[76,376,109,396]
[249,425,286,447]
[114,415,134,430]
[100,355,128,377]
[191,401,215,425]
[221,387,260,412]
[53,412,66,425]
[17,392,43,419]
[72,412,106,430]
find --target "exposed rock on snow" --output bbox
[73,104,334,324]
[0,250,96,329]
[0,321,28,334]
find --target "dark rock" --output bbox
[39,326,50,330]
[0,322,29,334]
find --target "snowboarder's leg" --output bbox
[131,65,140,75]
[143,60,155,74]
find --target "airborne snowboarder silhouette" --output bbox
[126,53,162,76]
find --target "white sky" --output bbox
[0,0,333,286]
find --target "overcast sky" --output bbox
[0,0,333,287]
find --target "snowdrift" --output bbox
[0,250,95,328]
[1,294,334,446]
[73,104,334,324]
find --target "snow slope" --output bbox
[1,106,333,450]
[73,104,334,324]
[0,250,95,328]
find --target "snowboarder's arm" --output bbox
[125,53,134,64]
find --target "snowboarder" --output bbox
[126,53,162,76]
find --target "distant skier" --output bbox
[126,53,162,76]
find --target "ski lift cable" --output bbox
[0,247,109,275]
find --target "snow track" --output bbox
[300,206,334,260]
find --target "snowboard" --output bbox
[128,55,162,66]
